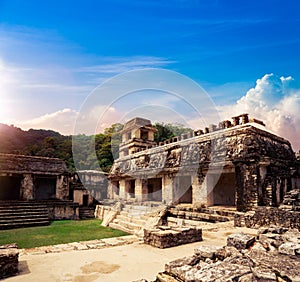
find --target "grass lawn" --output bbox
[0,219,128,249]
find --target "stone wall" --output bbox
[56,175,69,200]
[0,153,67,174]
[143,226,202,248]
[47,202,79,220]
[234,207,300,230]
[0,244,19,279]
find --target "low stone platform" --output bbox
[144,226,202,248]
[20,235,140,255]
[0,244,19,279]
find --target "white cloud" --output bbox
[218,73,300,151]
[78,56,176,74]
[16,108,79,135]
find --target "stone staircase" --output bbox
[79,206,96,219]
[0,201,50,230]
[107,203,236,236]
[167,205,235,227]
[109,203,163,235]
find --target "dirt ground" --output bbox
[5,222,258,282]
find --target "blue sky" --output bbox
[0,0,300,149]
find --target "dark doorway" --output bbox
[0,176,22,200]
[147,178,162,201]
[129,180,135,198]
[82,194,89,206]
[178,176,192,203]
[112,181,120,196]
[208,173,236,206]
[35,177,56,200]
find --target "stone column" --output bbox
[134,178,143,202]
[56,175,68,200]
[235,162,259,211]
[232,116,240,126]
[20,174,34,200]
[107,181,115,199]
[172,176,181,204]
[135,178,148,202]
[119,179,126,199]
[192,172,207,207]
[162,174,174,204]
[258,164,268,205]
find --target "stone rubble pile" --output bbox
[0,244,19,279]
[234,206,300,230]
[139,227,300,281]
[282,189,300,210]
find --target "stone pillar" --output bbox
[56,175,69,200]
[135,178,148,202]
[224,120,232,128]
[119,179,126,199]
[209,124,217,132]
[107,181,117,199]
[192,172,207,207]
[232,116,240,126]
[241,114,249,124]
[235,162,259,211]
[20,174,34,200]
[162,174,174,204]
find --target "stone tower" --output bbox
[119,117,157,157]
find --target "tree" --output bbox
[153,122,192,143]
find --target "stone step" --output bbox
[123,205,161,214]
[0,202,50,229]
[0,209,48,214]
[0,216,49,223]
[0,220,50,230]
[169,209,232,223]
[0,214,49,221]
[0,205,48,212]
[114,219,143,232]
[115,215,146,226]
[167,217,203,227]
[109,222,134,235]
[120,210,147,217]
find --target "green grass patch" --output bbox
[0,219,128,249]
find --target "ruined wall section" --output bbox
[0,154,69,201]
[109,124,297,211]
[0,153,67,175]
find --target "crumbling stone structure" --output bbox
[144,226,202,248]
[150,228,300,281]
[0,244,19,279]
[69,170,108,206]
[108,114,298,212]
[0,154,69,201]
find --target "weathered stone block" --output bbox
[194,245,219,260]
[252,266,277,281]
[0,244,19,279]
[144,227,202,248]
[278,242,300,256]
[227,232,255,250]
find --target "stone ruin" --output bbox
[137,227,300,282]
[0,244,19,279]
[108,114,299,212]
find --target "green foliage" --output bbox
[153,122,192,143]
[0,219,128,248]
[0,121,189,173]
